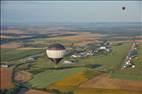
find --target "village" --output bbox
[1,40,139,70]
[63,40,112,64]
[121,41,138,69]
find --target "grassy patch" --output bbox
[1,48,43,62]
[78,42,131,70]
[48,69,100,92]
[29,68,86,89]
[111,43,142,81]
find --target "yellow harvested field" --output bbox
[1,29,26,34]
[1,42,22,48]
[48,32,103,46]
[48,71,88,92]
[17,47,44,50]
[0,35,14,39]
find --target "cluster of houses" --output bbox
[71,41,112,58]
[122,42,137,69]
[63,41,112,64]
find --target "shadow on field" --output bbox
[85,64,102,69]
[47,66,81,70]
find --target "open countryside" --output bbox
[1,1,142,94]
[1,25,142,94]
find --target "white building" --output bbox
[0,64,8,68]
[99,46,107,50]
[132,65,135,68]
[63,60,74,64]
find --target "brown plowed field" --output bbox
[79,74,142,91]
[0,68,14,89]
[15,71,32,83]
[49,32,103,46]
[1,42,22,48]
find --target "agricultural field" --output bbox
[0,68,14,89]
[74,88,142,94]
[77,42,131,70]
[111,43,142,81]
[47,69,101,92]
[29,68,87,89]
[74,42,142,94]
[25,42,139,92]
[1,28,142,94]
[1,48,44,62]
[1,1,142,94]
[1,36,142,94]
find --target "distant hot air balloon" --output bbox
[46,43,66,66]
[122,6,126,10]
[122,0,126,10]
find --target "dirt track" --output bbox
[79,74,142,91]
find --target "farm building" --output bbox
[63,60,74,64]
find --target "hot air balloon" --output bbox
[46,43,66,67]
[122,0,126,10]
[122,6,126,10]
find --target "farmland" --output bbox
[75,88,142,94]
[0,25,142,94]
[1,38,142,94]
[77,42,131,70]
[29,68,87,89]
[0,68,14,89]
[111,43,142,81]
[24,41,142,94]
[1,1,142,93]
[1,48,44,62]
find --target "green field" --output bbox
[1,48,44,62]
[2,42,142,94]
[78,42,131,70]
[27,42,133,91]
[29,67,87,89]
[31,42,131,71]
[111,43,142,80]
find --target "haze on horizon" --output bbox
[1,1,142,25]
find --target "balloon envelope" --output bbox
[46,43,66,64]
[46,49,66,59]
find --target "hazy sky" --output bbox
[1,1,142,25]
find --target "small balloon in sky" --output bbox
[122,6,126,10]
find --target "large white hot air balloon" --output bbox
[46,43,66,65]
